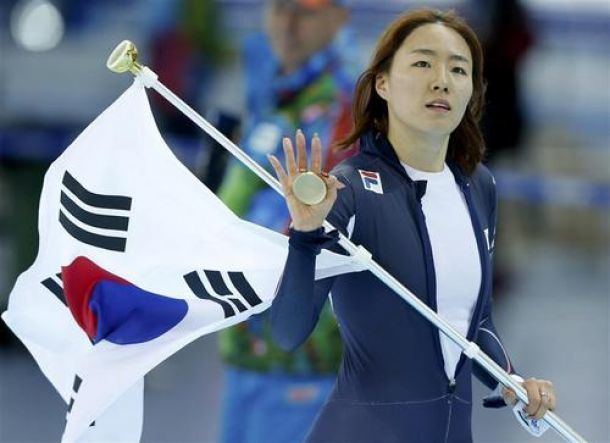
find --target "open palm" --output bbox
[267,130,345,232]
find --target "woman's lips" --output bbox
[425,99,451,112]
[425,104,451,113]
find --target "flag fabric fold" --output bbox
[62,256,189,345]
[1,81,361,442]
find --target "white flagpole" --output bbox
[106,41,586,443]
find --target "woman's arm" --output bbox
[266,130,356,351]
[474,172,557,420]
[270,228,337,351]
[475,296,557,421]
[473,298,516,399]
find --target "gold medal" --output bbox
[292,171,327,205]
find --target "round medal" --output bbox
[292,172,327,205]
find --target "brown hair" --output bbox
[337,8,486,175]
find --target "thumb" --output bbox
[323,175,343,202]
[324,177,338,204]
[323,174,345,192]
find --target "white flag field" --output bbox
[1,81,361,442]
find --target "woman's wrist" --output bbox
[288,227,339,255]
[288,227,325,241]
[289,221,324,233]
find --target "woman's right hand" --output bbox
[267,129,345,232]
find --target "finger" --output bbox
[323,175,346,203]
[533,382,553,418]
[523,380,541,417]
[283,137,298,176]
[267,154,291,194]
[533,391,550,420]
[502,387,517,406]
[296,129,307,171]
[311,133,322,174]
[548,389,556,411]
[542,381,556,411]
[324,176,339,204]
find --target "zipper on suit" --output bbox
[447,378,457,394]
[444,378,456,442]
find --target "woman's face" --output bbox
[375,23,474,138]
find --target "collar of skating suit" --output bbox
[360,130,469,190]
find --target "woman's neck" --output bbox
[387,123,449,173]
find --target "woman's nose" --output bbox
[432,84,449,93]
[431,67,450,93]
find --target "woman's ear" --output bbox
[375,73,388,101]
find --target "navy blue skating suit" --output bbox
[270,131,515,442]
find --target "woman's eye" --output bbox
[452,67,468,75]
[413,60,431,68]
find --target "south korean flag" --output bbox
[2,81,364,443]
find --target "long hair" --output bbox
[337,8,486,175]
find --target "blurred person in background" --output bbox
[473,0,533,162]
[148,0,228,137]
[213,1,358,442]
[465,0,534,296]
[268,8,557,442]
[481,0,533,296]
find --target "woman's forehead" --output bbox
[399,23,471,61]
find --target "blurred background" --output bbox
[0,0,608,442]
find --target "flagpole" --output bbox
[106,40,586,443]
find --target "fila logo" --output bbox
[358,170,383,194]
[59,171,132,252]
[41,272,66,306]
[183,270,263,318]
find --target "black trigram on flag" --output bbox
[66,375,95,427]
[59,171,132,252]
[184,270,263,318]
[41,273,66,306]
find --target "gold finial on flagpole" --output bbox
[106,40,142,74]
